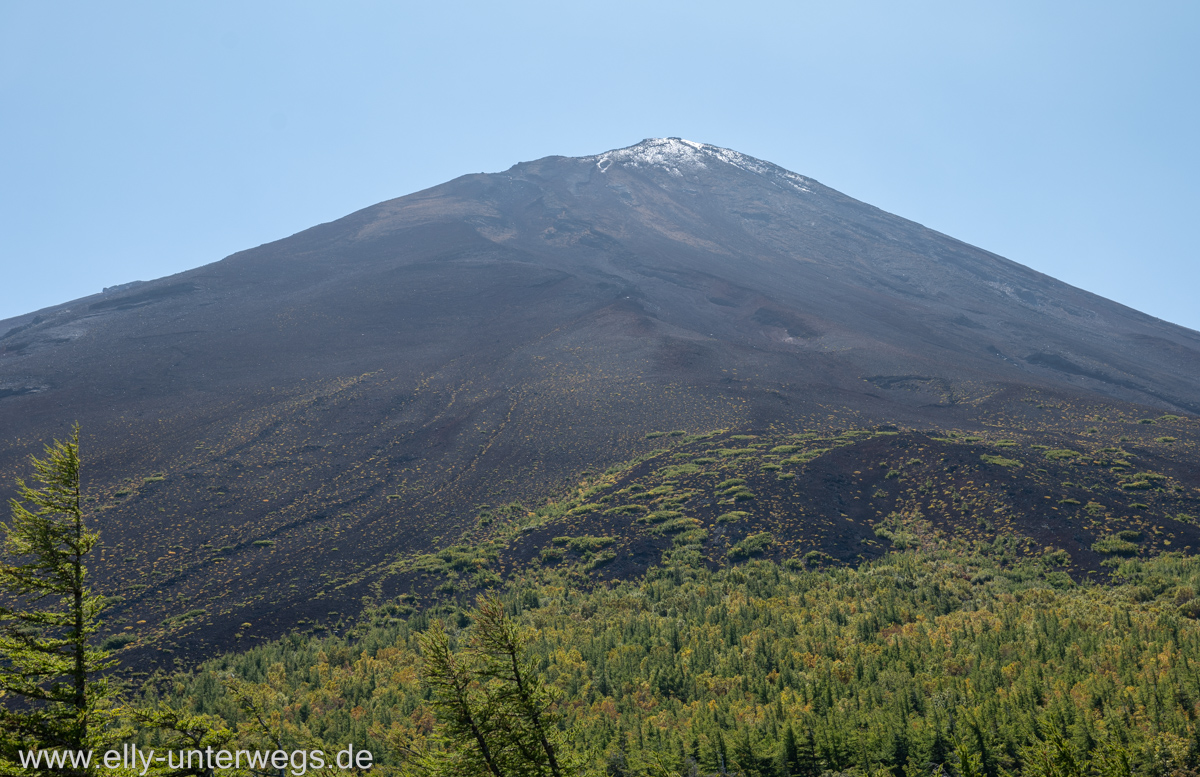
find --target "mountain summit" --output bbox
[3,139,1199,663]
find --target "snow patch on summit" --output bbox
[587,138,813,194]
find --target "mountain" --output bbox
[2,138,1199,668]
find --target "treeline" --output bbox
[9,430,1200,776]
[146,539,1200,777]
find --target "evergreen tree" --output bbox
[473,596,571,777]
[411,619,506,777]
[732,729,775,777]
[797,728,820,777]
[780,726,801,777]
[411,596,577,777]
[0,425,113,775]
[780,726,821,777]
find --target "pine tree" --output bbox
[472,596,571,777]
[411,596,577,777]
[412,619,507,777]
[781,726,801,777]
[732,729,775,777]
[780,726,820,777]
[0,425,113,775]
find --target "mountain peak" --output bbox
[584,137,814,194]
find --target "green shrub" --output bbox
[640,510,682,524]
[980,454,1022,468]
[653,517,701,534]
[716,511,749,524]
[101,633,136,651]
[1092,536,1140,556]
[728,532,774,560]
[554,535,616,553]
[584,550,617,570]
[164,609,207,625]
[472,569,502,588]
[603,504,647,515]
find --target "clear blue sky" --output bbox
[2,1,1197,330]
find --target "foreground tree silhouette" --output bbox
[0,425,113,775]
[411,596,577,777]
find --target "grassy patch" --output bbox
[784,449,828,465]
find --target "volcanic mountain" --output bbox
[3,138,1199,665]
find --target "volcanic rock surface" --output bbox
[2,138,1199,666]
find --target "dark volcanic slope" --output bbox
[3,138,1199,663]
